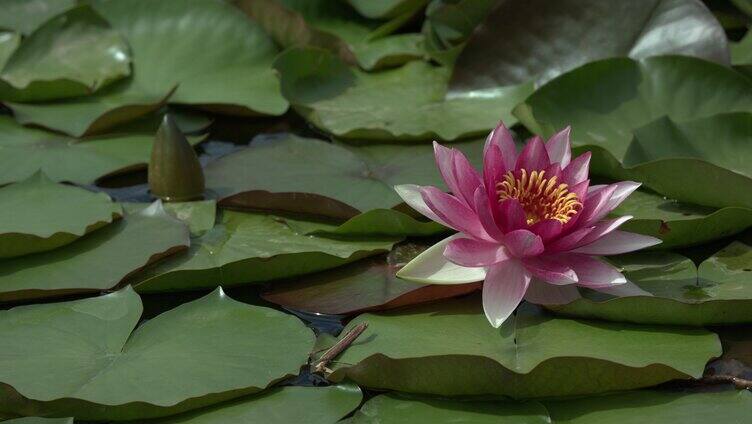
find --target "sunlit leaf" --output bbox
[0,0,76,34]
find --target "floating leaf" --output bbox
[205,133,481,224]
[346,0,427,19]
[123,200,216,236]
[327,296,720,398]
[262,245,480,315]
[0,116,204,185]
[274,47,533,141]
[0,5,131,102]
[133,210,398,293]
[0,202,189,302]
[450,0,729,91]
[421,0,496,66]
[0,0,76,34]
[514,56,752,175]
[3,418,73,424]
[613,189,752,249]
[146,385,361,424]
[8,0,288,137]
[0,32,20,68]
[0,286,314,421]
[0,172,122,258]
[351,390,752,423]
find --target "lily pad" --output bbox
[0,115,204,185]
[123,200,216,236]
[351,390,752,423]
[146,385,361,424]
[514,56,752,173]
[205,133,482,223]
[274,47,533,141]
[421,0,496,66]
[0,202,189,302]
[450,0,729,91]
[346,0,427,19]
[327,296,720,398]
[0,0,76,34]
[547,244,752,325]
[0,5,131,102]
[0,172,122,258]
[0,32,20,68]
[3,419,73,424]
[0,286,314,421]
[133,210,398,293]
[8,0,288,137]
[613,189,752,249]
[262,244,480,315]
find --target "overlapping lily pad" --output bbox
[8,0,288,137]
[547,244,752,325]
[0,0,76,34]
[123,200,216,236]
[0,32,20,68]
[346,0,427,19]
[147,385,361,424]
[3,419,73,424]
[274,47,533,141]
[450,0,729,90]
[421,0,496,66]
[0,172,122,258]
[205,133,480,228]
[0,286,314,421]
[0,115,204,185]
[351,390,752,423]
[0,5,131,102]
[0,202,189,302]
[327,296,720,398]
[133,210,398,293]
[514,56,752,178]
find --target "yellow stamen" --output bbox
[496,169,581,225]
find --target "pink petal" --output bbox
[565,254,627,288]
[444,237,509,267]
[503,229,544,258]
[529,219,563,242]
[485,121,516,171]
[543,163,562,180]
[592,280,653,297]
[433,142,462,202]
[545,126,572,167]
[560,179,590,232]
[394,184,450,227]
[420,186,491,240]
[498,199,527,233]
[522,255,578,285]
[573,230,662,255]
[515,136,550,171]
[578,185,618,227]
[560,152,591,186]
[524,279,581,305]
[545,226,594,253]
[473,187,504,241]
[573,215,632,248]
[483,144,505,199]
[604,181,641,212]
[451,149,483,208]
[482,260,530,328]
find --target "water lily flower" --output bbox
[395,122,661,328]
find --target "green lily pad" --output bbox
[421,0,496,66]
[274,47,533,141]
[0,5,131,102]
[205,133,481,224]
[449,0,729,91]
[0,202,189,302]
[3,419,73,424]
[262,244,480,315]
[547,244,752,325]
[514,56,752,174]
[123,200,216,236]
[327,296,720,398]
[346,0,427,19]
[133,210,398,293]
[0,286,314,421]
[146,385,361,424]
[612,189,752,249]
[351,390,752,423]
[8,0,288,137]
[0,172,122,258]
[0,32,20,68]
[0,115,204,185]
[0,0,76,34]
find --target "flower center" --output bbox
[496,169,581,225]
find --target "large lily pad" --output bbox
[421,0,496,66]
[613,189,752,249]
[0,172,122,258]
[450,0,729,91]
[274,47,533,141]
[147,385,361,424]
[205,133,481,222]
[0,286,314,421]
[351,390,752,423]
[514,56,752,174]
[327,296,720,398]
[123,200,216,236]
[0,115,204,185]
[547,245,752,325]
[0,0,76,34]
[346,0,427,19]
[133,210,398,293]
[0,202,189,302]
[3,419,73,424]
[8,0,288,137]
[0,32,20,68]
[0,5,131,102]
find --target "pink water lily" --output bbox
[395,122,661,328]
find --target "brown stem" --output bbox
[702,374,752,389]
[312,322,368,374]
